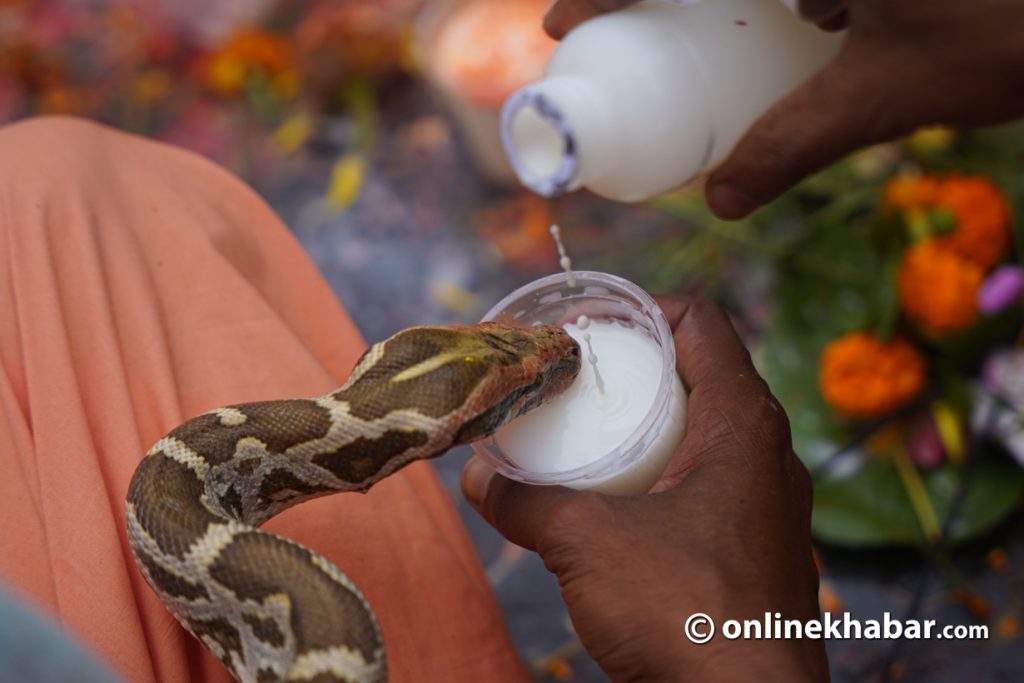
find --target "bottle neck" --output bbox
[501,75,614,197]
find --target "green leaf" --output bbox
[812,450,1024,547]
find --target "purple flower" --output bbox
[977,265,1024,315]
[907,416,946,470]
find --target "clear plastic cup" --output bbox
[471,271,687,495]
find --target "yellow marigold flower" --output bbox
[906,125,956,154]
[820,333,927,419]
[899,240,983,334]
[205,53,247,95]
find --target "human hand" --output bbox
[544,0,1024,221]
[461,297,827,682]
[542,0,844,39]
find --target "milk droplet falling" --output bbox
[549,224,576,287]
[575,315,604,392]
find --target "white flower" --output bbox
[974,349,1024,466]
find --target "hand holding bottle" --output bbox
[462,297,827,682]
[545,0,1024,220]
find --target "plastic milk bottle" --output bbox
[501,0,845,201]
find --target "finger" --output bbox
[654,295,763,403]
[817,9,849,31]
[652,296,791,485]
[543,0,640,39]
[793,0,847,25]
[705,50,909,220]
[461,456,589,552]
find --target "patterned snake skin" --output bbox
[125,323,580,683]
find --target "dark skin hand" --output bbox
[461,297,827,682]
[543,0,1024,220]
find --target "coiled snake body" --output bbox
[126,323,580,683]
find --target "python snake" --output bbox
[125,323,580,683]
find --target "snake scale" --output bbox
[126,323,581,683]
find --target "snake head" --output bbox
[484,322,582,401]
[447,322,581,444]
[338,322,580,447]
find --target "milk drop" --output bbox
[549,224,576,287]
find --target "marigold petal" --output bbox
[819,333,927,418]
[899,240,983,334]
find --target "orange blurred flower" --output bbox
[820,333,927,419]
[37,85,92,115]
[477,195,557,270]
[539,656,573,681]
[899,240,984,334]
[202,28,292,97]
[884,173,1012,269]
[998,615,1021,639]
[295,0,421,98]
[933,175,1012,269]
[130,69,171,104]
[883,174,940,211]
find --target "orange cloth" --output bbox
[0,116,529,683]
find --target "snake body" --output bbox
[126,323,580,683]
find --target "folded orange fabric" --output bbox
[0,116,529,683]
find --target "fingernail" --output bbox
[462,457,496,509]
[707,182,756,220]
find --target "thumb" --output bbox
[461,456,588,552]
[543,0,642,39]
[705,50,907,220]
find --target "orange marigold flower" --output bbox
[295,1,417,91]
[884,173,1012,269]
[224,28,290,73]
[202,28,292,96]
[883,174,940,211]
[933,175,1012,269]
[820,333,927,419]
[899,240,983,334]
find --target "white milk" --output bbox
[494,318,687,495]
[501,0,844,201]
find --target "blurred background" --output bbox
[2,0,1024,681]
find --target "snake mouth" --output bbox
[516,323,581,402]
[542,340,581,399]
[450,326,581,445]
[505,323,582,406]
